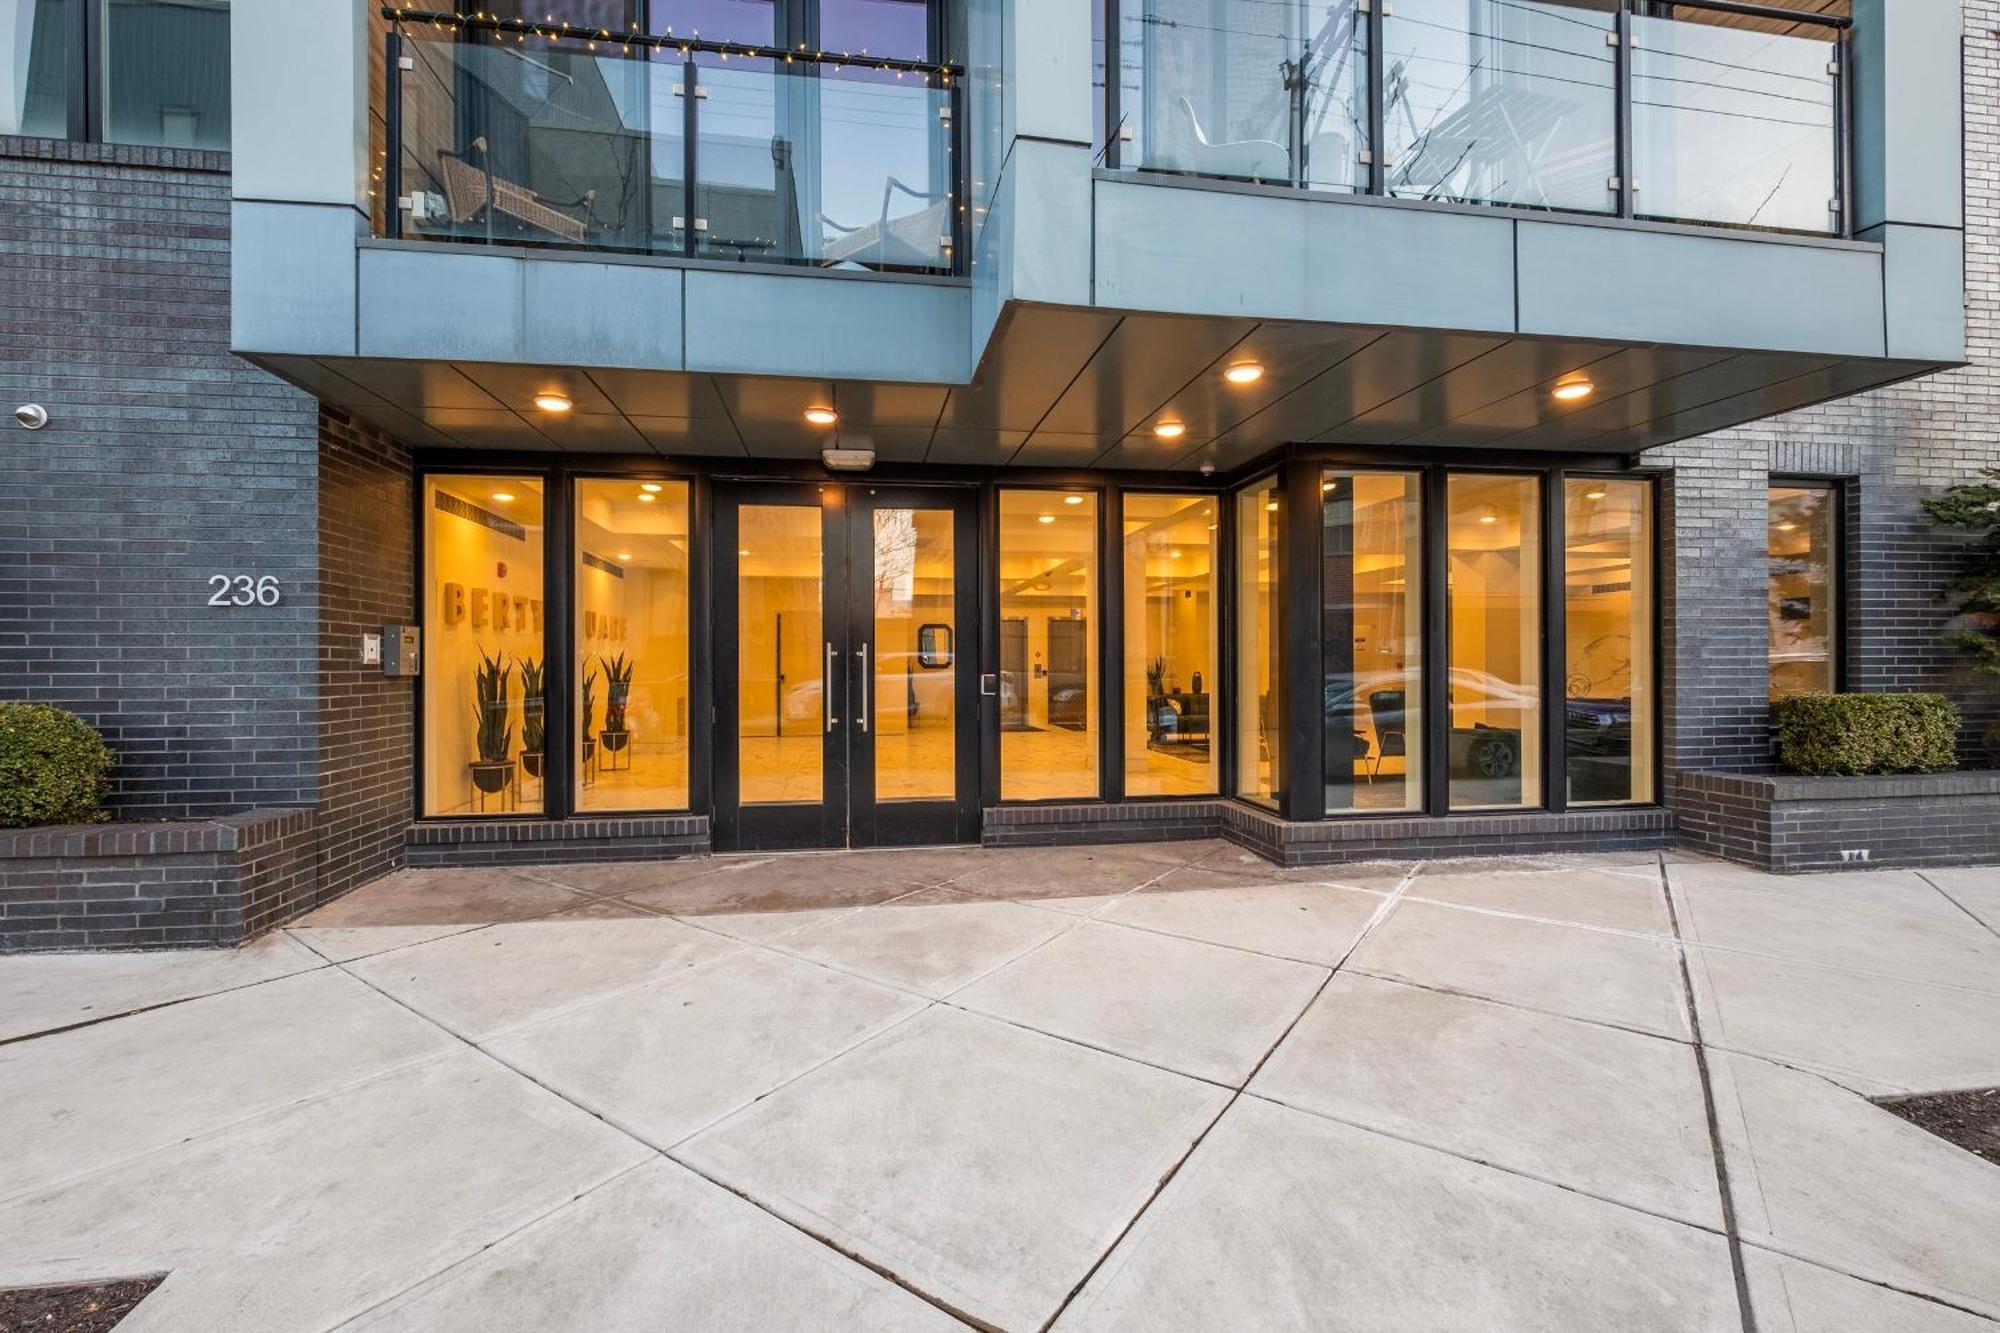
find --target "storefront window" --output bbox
[1447,474,1541,810]
[423,476,546,817]
[101,0,230,150]
[1000,490,1099,800]
[1123,494,1218,797]
[1236,478,1282,807]
[1768,483,1839,699]
[1324,471,1422,813]
[1565,478,1653,805]
[575,479,692,811]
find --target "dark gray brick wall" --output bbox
[0,137,322,820]
[318,407,416,899]
[1652,3,2000,789]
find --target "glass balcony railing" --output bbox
[386,14,962,273]
[1104,0,1849,236]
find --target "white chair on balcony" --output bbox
[819,176,952,271]
[1177,95,1289,184]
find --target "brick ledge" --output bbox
[0,807,312,860]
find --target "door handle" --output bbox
[855,644,871,733]
[825,641,838,730]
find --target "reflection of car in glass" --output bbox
[781,650,954,725]
[1566,695,1637,802]
[1323,670,1538,781]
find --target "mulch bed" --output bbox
[1877,1086,2000,1166]
[0,1276,162,1333]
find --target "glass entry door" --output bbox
[714,482,978,851]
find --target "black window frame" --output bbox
[25,0,234,148]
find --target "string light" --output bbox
[382,7,959,83]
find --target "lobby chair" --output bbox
[1366,689,1407,782]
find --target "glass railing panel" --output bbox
[1115,0,1369,192]
[1631,9,1839,234]
[693,61,955,272]
[397,36,686,253]
[394,31,956,273]
[1382,0,1618,214]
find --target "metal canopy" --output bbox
[255,302,1928,470]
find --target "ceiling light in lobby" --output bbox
[1585,487,1607,501]
[1153,420,1186,440]
[804,406,839,426]
[617,552,631,561]
[1038,514,1055,525]
[641,482,663,493]
[491,491,515,503]
[1063,494,1085,505]
[1551,378,1595,403]
[533,391,573,414]
[638,493,656,504]
[1223,362,1265,385]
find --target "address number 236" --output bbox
[207,575,283,607]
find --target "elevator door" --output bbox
[713,483,979,851]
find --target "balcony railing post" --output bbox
[682,55,699,260]
[951,76,968,274]
[1836,27,1854,237]
[1365,0,1385,195]
[1103,0,1122,169]
[1614,2,1634,220]
[385,25,403,240]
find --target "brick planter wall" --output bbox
[1677,770,2000,872]
[0,809,319,951]
[983,800,1672,866]
[404,815,710,868]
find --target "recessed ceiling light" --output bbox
[1153,420,1187,441]
[1170,549,1182,559]
[1063,494,1085,506]
[1223,362,1265,386]
[804,406,839,427]
[1479,512,1499,525]
[1265,500,1279,512]
[1037,513,1055,525]
[640,482,663,493]
[1551,378,1595,403]
[739,548,752,556]
[637,493,656,504]
[491,491,515,503]
[1585,488,1607,501]
[532,391,573,414]
[616,552,631,561]
[1774,520,1797,532]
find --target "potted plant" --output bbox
[1924,467,2000,762]
[519,656,545,779]
[601,651,635,753]
[469,650,515,794]
[580,662,599,769]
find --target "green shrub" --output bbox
[1773,693,1959,777]
[0,703,114,828]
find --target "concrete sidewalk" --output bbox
[1,841,1997,1331]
